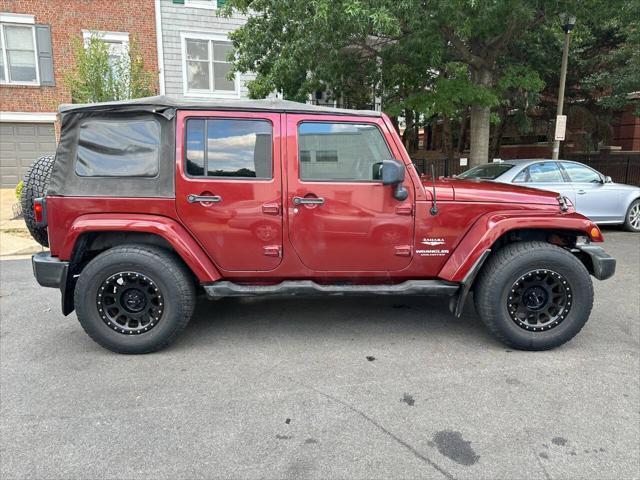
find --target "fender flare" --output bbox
[61,213,222,282]
[438,210,601,283]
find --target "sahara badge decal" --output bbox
[420,237,445,246]
[417,238,448,256]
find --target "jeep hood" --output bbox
[424,178,561,204]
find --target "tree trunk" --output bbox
[457,112,468,153]
[442,117,454,177]
[490,107,507,159]
[469,68,493,167]
[403,109,419,154]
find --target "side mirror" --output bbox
[380,159,408,201]
[604,175,613,183]
[381,159,405,185]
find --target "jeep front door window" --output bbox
[298,122,391,182]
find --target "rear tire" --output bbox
[474,241,593,350]
[74,245,195,354]
[623,199,640,232]
[21,154,55,247]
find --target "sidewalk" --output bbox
[0,188,45,257]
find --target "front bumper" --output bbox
[32,252,69,288]
[575,245,616,280]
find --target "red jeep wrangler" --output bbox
[25,96,615,354]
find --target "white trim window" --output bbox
[181,32,238,98]
[82,30,129,70]
[0,22,39,85]
[0,111,57,122]
[184,0,223,10]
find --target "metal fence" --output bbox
[411,153,640,186]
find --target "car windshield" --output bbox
[457,163,514,180]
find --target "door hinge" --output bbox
[263,245,282,257]
[395,204,413,215]
[262,203,281,215]
[394,245,412,257]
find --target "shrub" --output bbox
[65,34,156,103]
[15,180,23,201]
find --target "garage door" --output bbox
[0,123,56,188]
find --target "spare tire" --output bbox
[21,154,55,247]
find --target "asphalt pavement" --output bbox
[1,230,638,480]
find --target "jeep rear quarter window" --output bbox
[298,122,391,181]
[75,119,161,177]
[185,118,272,178]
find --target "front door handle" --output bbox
[577,190,586,195]
[293,196,325,205]
[187,194,222,204]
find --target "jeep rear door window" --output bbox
[297,122,391,181]
[185,118,272,178]
[75,119,160,177]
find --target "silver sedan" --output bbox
[457,159,640,232]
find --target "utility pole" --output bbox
[552,14,576,160]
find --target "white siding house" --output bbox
[156,0,255,99]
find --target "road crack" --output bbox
[285,376,456,480]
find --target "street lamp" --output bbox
[552,14,576,160]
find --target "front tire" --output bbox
[74,245,195,354]
[623,199,640,232]
[474,241,593,350]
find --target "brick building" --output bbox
[0,0,159,187]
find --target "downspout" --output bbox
[154,0,166,95]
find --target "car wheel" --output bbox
[74,245,195,354]
[623,199,640,232]
[474,240,593,350]
[21,154,55,247]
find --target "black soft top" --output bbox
[50,96,381,199]
[58,95,382,118]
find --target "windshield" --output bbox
[457,163,514,180]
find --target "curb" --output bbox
[0,244,44,258]
[0,229,44,258]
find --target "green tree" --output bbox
[489,65,545,157]
[508,1,639,152]
[225,0,633,164]
[65,35,156,103]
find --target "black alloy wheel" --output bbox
[507,269,571,332]
[473,240,594,351]
[97,271,164,335]
[75,245,195,354]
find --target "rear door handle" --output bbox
[187,194,222,204]
[577,190,586,195]
[293,196,325,205]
